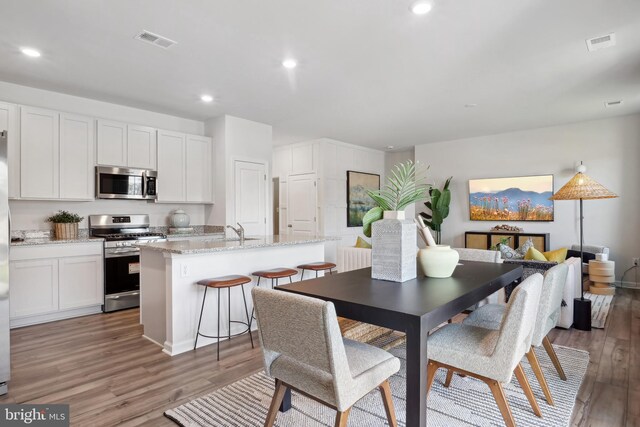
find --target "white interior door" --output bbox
[287,173,317,235]
[234,160,267,236]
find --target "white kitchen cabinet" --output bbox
[291,143,314,174]
[20,106,60,199]
[9,243,104,328]
[58,255,103,310]
[185,135,212,202]
[0,102,20,198]
[96,119,127,167]
[127,125,157,169]
[10,258,59,318]
[157,130,185,202]
[59,113,95,200]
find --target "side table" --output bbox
[589,259,615,295]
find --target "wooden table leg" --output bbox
[405,319,427,427]
[278,384,292,412]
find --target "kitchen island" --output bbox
[138,234,337,356]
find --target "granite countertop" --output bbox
[138,234,340,255]
[11,236,105,246]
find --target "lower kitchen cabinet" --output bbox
[9,242,104,328]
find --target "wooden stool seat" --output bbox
[297,262,337,271]
[252,268,298,279]
[298,261,336,280]
[197,275,252,288]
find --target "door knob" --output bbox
[288,224,292,228]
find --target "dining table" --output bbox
[277,260,523,427]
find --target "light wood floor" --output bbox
[1,289,637,426]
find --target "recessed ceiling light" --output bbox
[410,1,432,15]
[282,59,297,69]
[386,145,395,150]
[21,47,41,58]
[464,103,478,108]
[200,94,213,103]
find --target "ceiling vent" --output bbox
[586,33,616,52]
[604,100,623,107]
[134,30,177,49]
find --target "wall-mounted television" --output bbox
[469,175,554,221]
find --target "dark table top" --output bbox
[278,261,522,326]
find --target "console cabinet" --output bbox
[465,231,550,252]
[9,242,104,328]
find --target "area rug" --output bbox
[584,292,613,328]
[165,343,588,427]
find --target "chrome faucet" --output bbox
[227,223,245,241]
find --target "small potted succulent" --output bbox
[46,210,84,240]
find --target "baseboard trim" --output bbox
[10,305,103,329]
[619,281,639,289]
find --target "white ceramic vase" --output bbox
[170,209,190,228]
[418,245,459,278]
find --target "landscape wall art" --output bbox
[469,175,554,221]
[347,171,380,227]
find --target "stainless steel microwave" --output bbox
[96,166,158,200]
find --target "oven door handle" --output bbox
[105,249,140,258]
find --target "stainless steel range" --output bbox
[89,214,166,312]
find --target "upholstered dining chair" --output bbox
[252,287,400,427]
[426,273,544,427]
[454,247,504,309]
[463,263,569,406]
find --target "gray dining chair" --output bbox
[426,273,544,427]
[463,263,569,406]
[252,287,400,427]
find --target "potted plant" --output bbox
[46,210,84,240]
[362,160,430,282]
[419,177,452,245]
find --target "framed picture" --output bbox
[469,175,554,221]
[347,171,380,227]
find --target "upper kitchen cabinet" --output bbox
[157,130,212,203]
[96,120,127,167]
[20,106,60,199]
[127,125,157,169]
[0,102,20,198]
[97,120,157,169]
[59,113,95,200]
[157,130,186,202]
[185,135,212,203]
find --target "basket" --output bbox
[53,223,79,240]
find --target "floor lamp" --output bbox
[550,163,618,331]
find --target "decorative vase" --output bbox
[54,223,78,240]
[371,213,417,283]
[418,245,460,278]
[170,209,190,228]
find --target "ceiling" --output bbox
[1,0,639,149]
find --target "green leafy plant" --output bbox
[46,210,84,224]
[489,236,511,251]
[362,160,430,237]
[419,177,452,244]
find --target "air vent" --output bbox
[586,33,616,52]
[604,100,623,107]
[134,30,177,49]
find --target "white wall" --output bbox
[9,199,206,230]
[415,114,640,284]
[273,138,386,261]
[0,80,204,134]
[204,115,273,235]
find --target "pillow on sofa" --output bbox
[354,236,372,249]
[498,238,534,260]
[567,249,596,263]
[524,247,568,263]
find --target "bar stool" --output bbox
[194,275,255,361]
[252,267,298,289]
[297,262,337,280]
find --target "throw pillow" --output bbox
[498,238,534,260]
[525,247,547,261]
[354,236,372,249]
[543,247,568,263]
